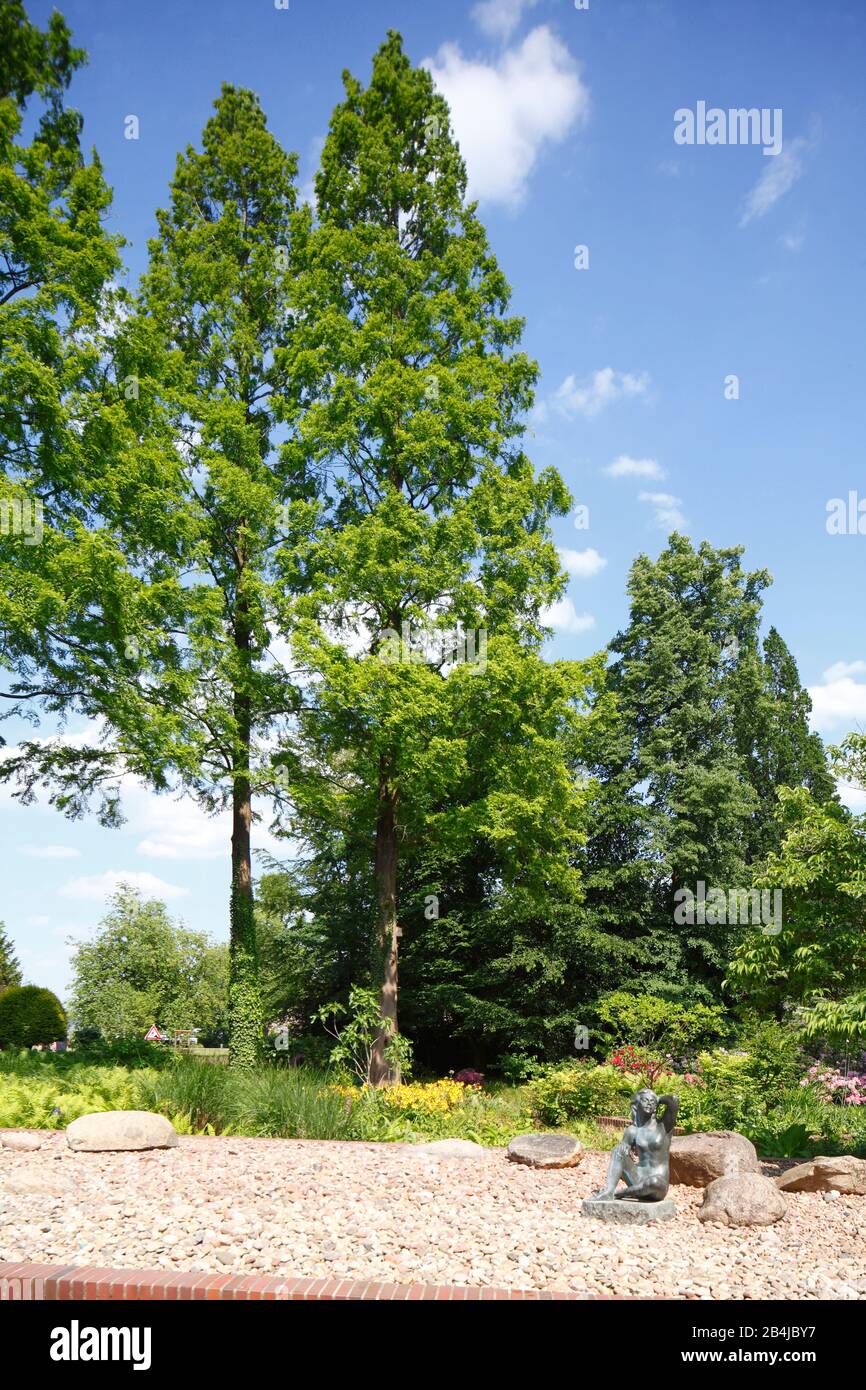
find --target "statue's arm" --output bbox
[657,1094,680,1134]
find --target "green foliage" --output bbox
[592,991,729,1056]
[68,887,229,1040]
[579,538,835,1005]
[727,789,866,1039]
[530,1063,636,1127]
[71,1036,175,1070]
[0,77,307,1068]
[225,1067,351,1141]
[0,984,66,1048]
[277,31,587,1061]
[0,1052,138,1128]
[0,922,22,992]
[314,984,412,1084]
[135,1056,234,1134]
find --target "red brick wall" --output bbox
[0,1261,586,1301]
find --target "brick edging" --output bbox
[0,1261,590,1301]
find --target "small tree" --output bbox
[0,922,22,993]
[68,885,229,1039]
[0,985,67,1048]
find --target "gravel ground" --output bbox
[1,1132,865,1298]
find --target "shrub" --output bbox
[0,986,67,1049]
[593,991,730,1059]
[531,1062,636,1127]
[226,1066,352,1140]
[135,1057,232,1132]
[73,1036,174,1070]
[495,1050,544,1084]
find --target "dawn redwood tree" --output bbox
[280,33,579,1081]
[0,2,119,670]
[0,86,307,1068]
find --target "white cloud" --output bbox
[779,225,805,253]
[472,0,541,42]
[554,367,651,419]
[133,794,228,862]
[22,844,81,859]
[541,598,595,635]
[558,547,607,579]
[639,491,687,530]
[838,780,866,815]
[808,661,866,734]
[604,454,664,480]
[425,26,589,208]
[739,134,811,227]
[59,871,190,902]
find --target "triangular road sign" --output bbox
[144,1025,161,1041]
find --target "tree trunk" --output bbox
[228,644,261,1069]
[369,765,399,1085]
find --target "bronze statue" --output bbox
[592,1088,679,1202]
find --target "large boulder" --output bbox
[777,1155,866,1196]
[66,1110,178,1152]
[669,1130,759,1187]
[507,1133,583,1170]
[697,1173,787,1227]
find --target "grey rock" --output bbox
[777,1155,866,1196]
[697,1173,787,1227]
[582,1197,677,1224]
[1,1131,45,1152]
[415,1139,486,1157]
[66,1110,178,1152]
[507,1133,583,1170]
[669,1130,759,1187]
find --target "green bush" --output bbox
[227,1066,352,1140]
[0,986,67,1049]
[73,1036,174,1070]
[0,1053,140,1128]
[593,991,730,1058]
[530,1062,636,1127]
[135,1057,233,1132]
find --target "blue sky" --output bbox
[7,0,866,999]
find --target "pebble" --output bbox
[0,1132,863,1297]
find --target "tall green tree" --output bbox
[0,85,305,1068]
[0,920,22,992]
[591,535,834,997]
[69,886,229,1039]
[280,33,579,1080]
[0,1,119,711]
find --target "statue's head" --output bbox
[632,1088,658,1122]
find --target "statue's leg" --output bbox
[618,1150,640,1188]
[613,1177,664,1202]
[592,1140,632,1200]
